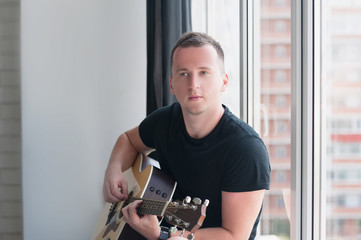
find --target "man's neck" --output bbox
[182,105,225,139]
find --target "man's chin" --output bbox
[183,106,206,116]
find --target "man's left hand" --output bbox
[122,200,160,240]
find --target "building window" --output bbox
[275,20,287,33]
[275,0,286,8]
[276,145,287,158]
[276,170,287,183]
[275,45,287,58]
[275,70,287,83]
[275,95,287,108]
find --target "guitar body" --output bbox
[93,153,177,240]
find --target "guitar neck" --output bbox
[126,198,168,216]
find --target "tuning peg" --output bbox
[172,200,180,206]
[183,196,191,205]
[166,215,173,221]
[187,233,195,240]
[204,199,210,207]
[192,197,201,205]
[170,226,178,234]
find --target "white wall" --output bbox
[21,1,146,239]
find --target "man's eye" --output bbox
[201,71,209,75]
[180,72,188,77]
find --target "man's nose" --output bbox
[189,74,200,89]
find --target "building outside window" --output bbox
[323,0,361,238]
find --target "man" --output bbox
[103,32,271,240]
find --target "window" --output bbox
[254,0,292,238]
[275,70,287,83]
[276,0,287,8]
[192,1,292,239]
[192,0,361,239]
[275,95,287,108]
[276,170,287,183]
[275,20,287,33]
[322,0,361,238]
[192,0,240,117]
[276,145,287,158]
[275,45,287,58]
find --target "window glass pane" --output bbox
[192,1,292,239]
[258,0,292,239]
[192,0,240,117]
[323,1,361,239]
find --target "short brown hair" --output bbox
[170,32,225,74]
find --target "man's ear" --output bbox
[221,73,229,92]
[169,76,175,95]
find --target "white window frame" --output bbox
[241,0,324,239]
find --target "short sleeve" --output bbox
[139,104,179,149]
[221,136,271,192]
[139,107,164,149]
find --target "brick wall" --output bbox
[0,0,22,239]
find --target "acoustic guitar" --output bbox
[92,153,208,240]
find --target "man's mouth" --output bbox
[189,95,202,101]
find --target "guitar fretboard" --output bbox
[125,198,169,216]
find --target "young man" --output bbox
[102,32,271,240]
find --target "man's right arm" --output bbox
[103,126,154,203]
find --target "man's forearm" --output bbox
[107,132,139,171]
[171,227,241,240]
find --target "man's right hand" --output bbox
[103,164,129,202]
[102,127,154,203]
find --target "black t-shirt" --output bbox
[139,103,271,239]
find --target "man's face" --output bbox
[170,45,228,116]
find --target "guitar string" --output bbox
[111,198,197,230]
[124,197,168,215]
[124,197,196,214]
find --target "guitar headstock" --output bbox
[164,196,209,233]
